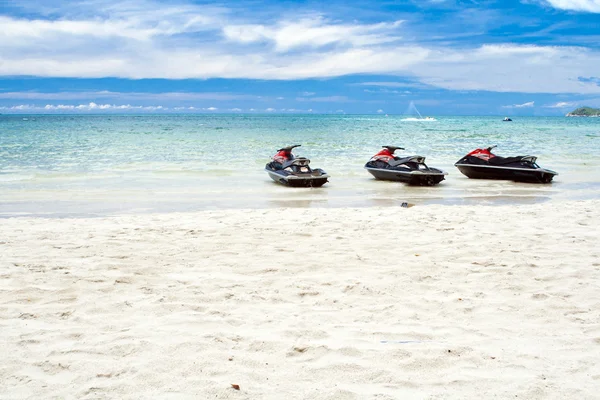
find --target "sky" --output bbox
[1,0,600,115]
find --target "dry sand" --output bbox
[1,201,600,399]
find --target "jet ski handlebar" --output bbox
[290,157,310,166]
[486,145,498,151]
[382,145,405,153]
[277,144,301,152]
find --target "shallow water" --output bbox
[1,114,598,217]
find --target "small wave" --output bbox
[149,169,236,177]
[0,173,36,182]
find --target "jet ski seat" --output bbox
[489,155,535,165]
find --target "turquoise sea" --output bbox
[1,114,599,217]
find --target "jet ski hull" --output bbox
[364,165,447,186]
[265,166,329,187]
[455,164,557,183]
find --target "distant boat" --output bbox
[401,101,437,121]
[503,117,512,121]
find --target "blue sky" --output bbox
[1,0,600,115]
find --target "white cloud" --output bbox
[542,0,600,12]
[265,107,276,112]
[516,101,535,108]
[222,17,403,52]
[363,88,411,94]
[477,44,558,56]
[203,106,218,111]
[1,2,600,94]
[0,1,223,42]
[503,101,535,108]
[377,109,384,113]
[296,96,350,102]
[544,101,577,108]
[357,82,431,89]
[1,102,170,111]
[415,45,600,94]
[0,91,260,101]
[7,104,35,110]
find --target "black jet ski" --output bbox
[503,117,512,121]
[364,145,447,186]
[455,145,558,183]
[265,145,329,187]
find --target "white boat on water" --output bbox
[401,102,437,121]
[401,116,437,122]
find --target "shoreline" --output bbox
[0,195,558,219]
[1,176,583,218]
[2,200,599,398]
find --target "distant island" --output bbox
[566,107,600,117]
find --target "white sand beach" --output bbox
[1,201,599,399]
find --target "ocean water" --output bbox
[1,114,599,217]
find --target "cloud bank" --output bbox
[543,0,600,12]
[0,91,262,101]
[1,0,600,94]
[503,101,535,108]
[0,103,322,113]
[544,101,577,108]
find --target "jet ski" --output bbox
[503,117,512,121]
[265,145,329,187]
[454,145,558,183]
[364,145,448,186]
